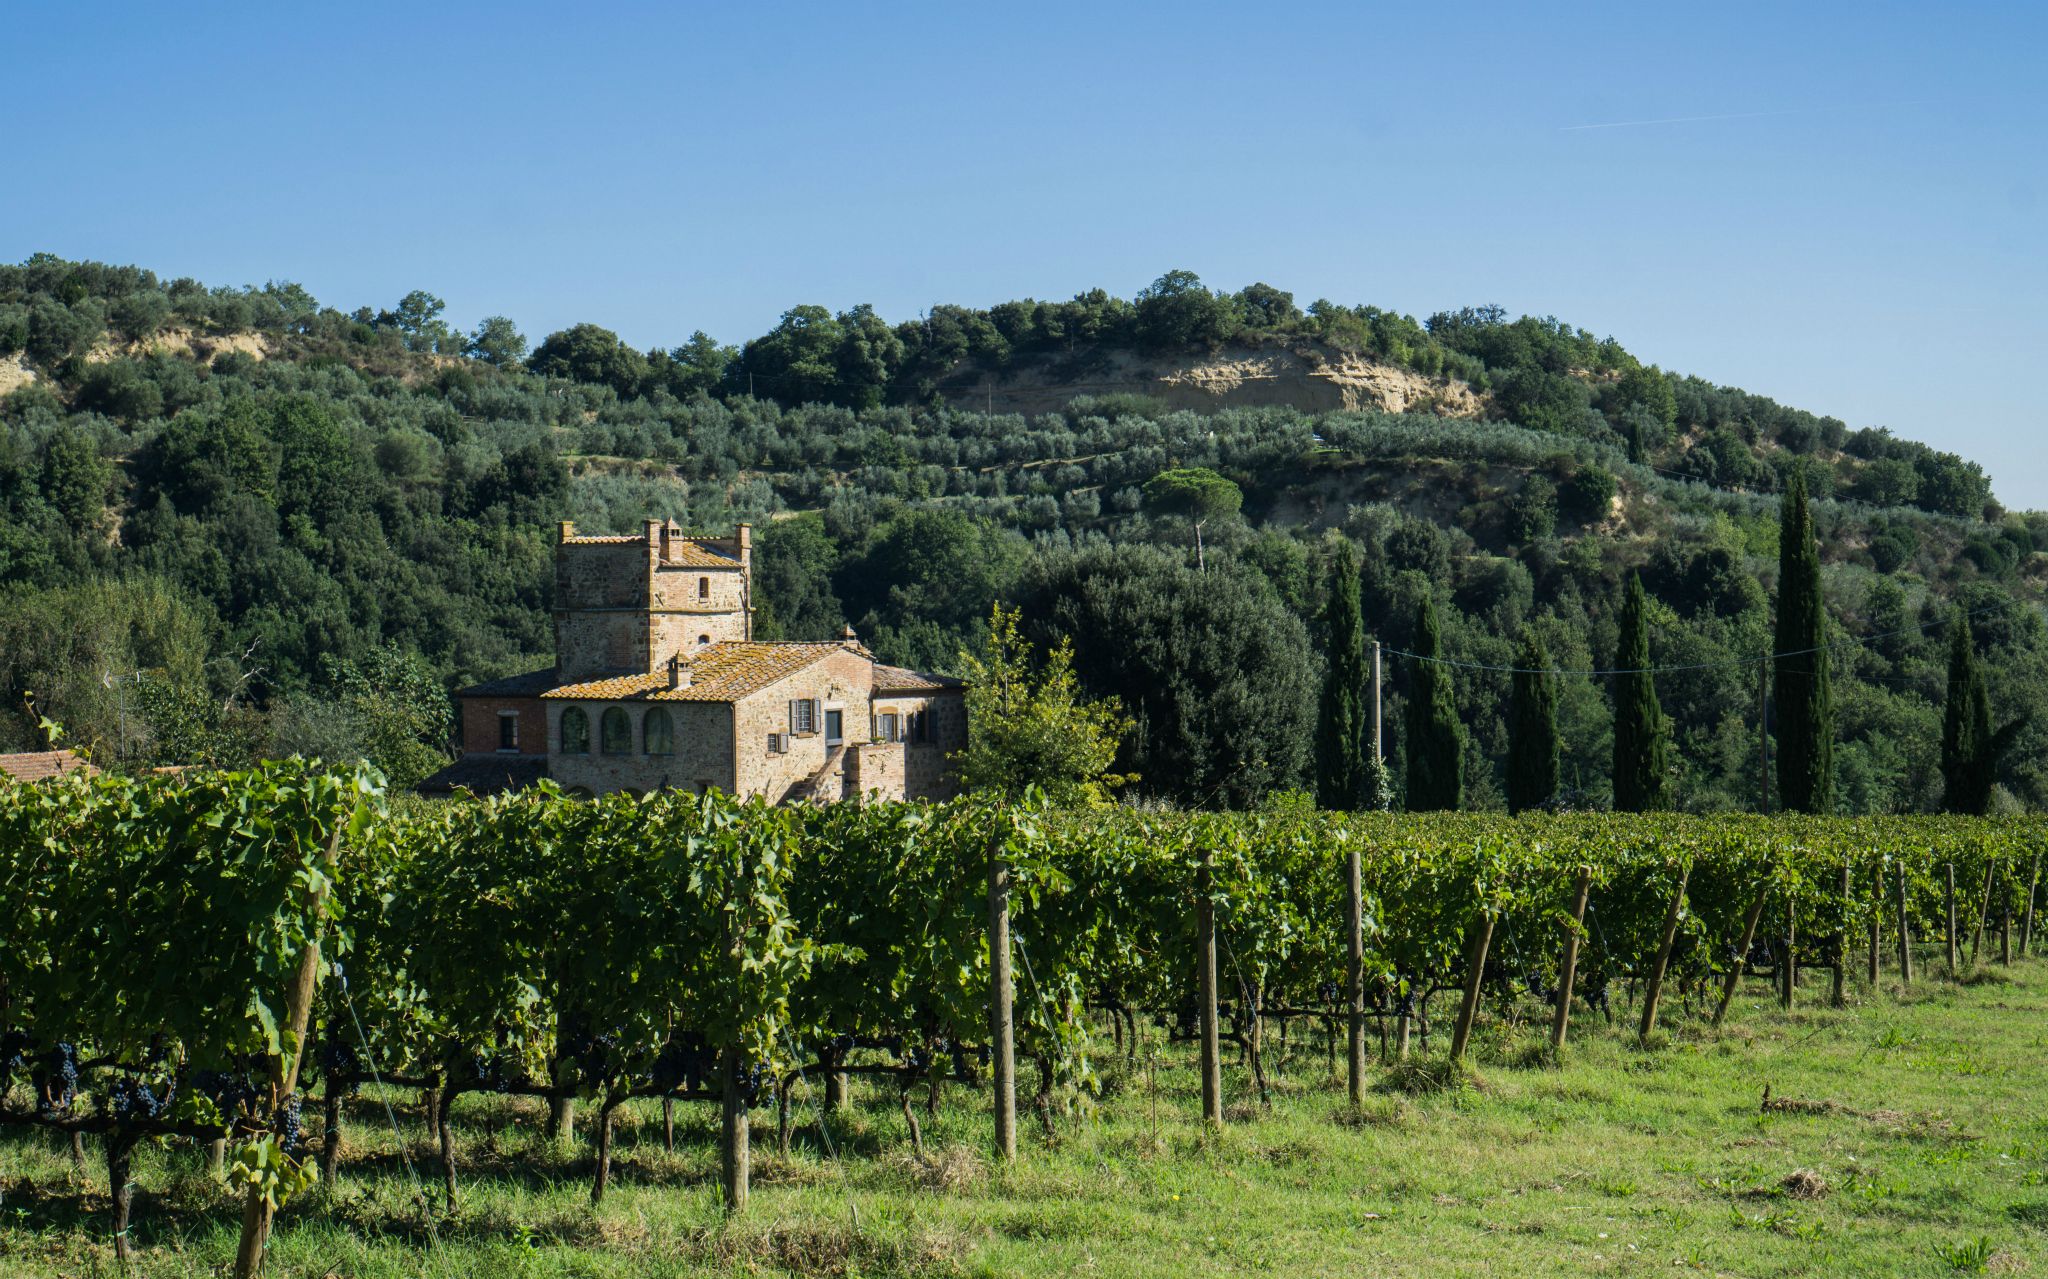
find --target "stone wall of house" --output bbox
[460,695,548,757]
[870,691,966,800]
[846,741,903,802]
[554,536,653,680]
[648,563,749,658]
[733,647,877,803]
[544,699,734,795]
[554,521,752,678]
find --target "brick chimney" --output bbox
[643,517,662,550]
[667,653,692,690]
[557,520,577,544]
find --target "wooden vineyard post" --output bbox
[1779,892,1797,1010]
[234,829,341,1279]
[1197,845,1222,1127]
[1832,862,1850,1008]
[1867,860,1882,985]
[1945,863,1959,973]
[1971,862,1996,967]
[989,842,1016,1161]
[1346,845,1365,1106]
[1713,891,1769,1026]
[1449,908,1496,1064]
[719,1045,749,1215]
[1637,864,1690,1045]
[1895,862,1913,984]
[2002,891,2014,966]
[1550,868,1594,1051]
[2023,855,2041,958]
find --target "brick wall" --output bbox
[459,696,548,757]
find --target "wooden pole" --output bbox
[1713,891,1769,1026]
[1832,861,1850,1008]
[1867,861,1882,984]
[233,829,341,1279]
[1638,865,1690,1044]
[989,844,1016,1161]
[1345,845,1365,1105]
[1779,893,1797,1010]
[2023,855,2040,959]
[719,1045,749,1214]
[1197,846,1222,1126]
[1550,868,1594,1050]
[1945,863,1959,973]
[1449,909,1496,1063]
[1895,862,1913,984]
[1971,862,1996,966]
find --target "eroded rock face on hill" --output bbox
[0,354,34,397]
[86,327,272,366]
[945,341,1484,418]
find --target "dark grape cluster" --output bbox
[320,1040,361,1096]
[0,1029,29,1078]
[193,1066,262,1117]
[33,1042,80,1118]
[465,1051,514,1094]
[1316,981,1341,1006]
[273,1095,306,1157]
[651,1032,714,1092]
[737,1059,769,1106]
[111,1074,177,1122]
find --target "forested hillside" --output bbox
[3,254,2043,811]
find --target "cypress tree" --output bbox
[1611,573,1670,812]
[1506,627,1559,815]
[1941,614,1990,814]
[1404,595,1463,811]
[1940,614,2028,814]
[1773,466,1834,813]
[1315,541,1371,809]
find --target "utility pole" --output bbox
[1370,641,1383,765]
[1757,658,1770,815]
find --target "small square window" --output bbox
[497,713,518,752]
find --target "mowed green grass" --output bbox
[8,956,2048,1278]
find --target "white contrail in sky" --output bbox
[1559,102,1923,131]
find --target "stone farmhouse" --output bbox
[420,519,967,802]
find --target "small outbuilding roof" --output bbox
[0,750,97,782]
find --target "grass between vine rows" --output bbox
[7,955,2048,1278]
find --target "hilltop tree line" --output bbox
[1,255,2044,809]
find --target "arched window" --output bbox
[644,706,674,755]
[600,706,632,754]
[697,634,711,646]
[560,707,590,755]
[698,576,710,600]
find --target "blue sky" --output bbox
[6,1,2044,505]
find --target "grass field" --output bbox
[7,956,2048,1278]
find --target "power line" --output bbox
[1383,602,2009,679]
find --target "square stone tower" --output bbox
[553,519,752,681]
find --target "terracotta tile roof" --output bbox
[873,664,966,693]
[417,755,549,796]
[561,534,643,544]
[542,641,851,703]
[662,541,742,568]
[0,750,97,782]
